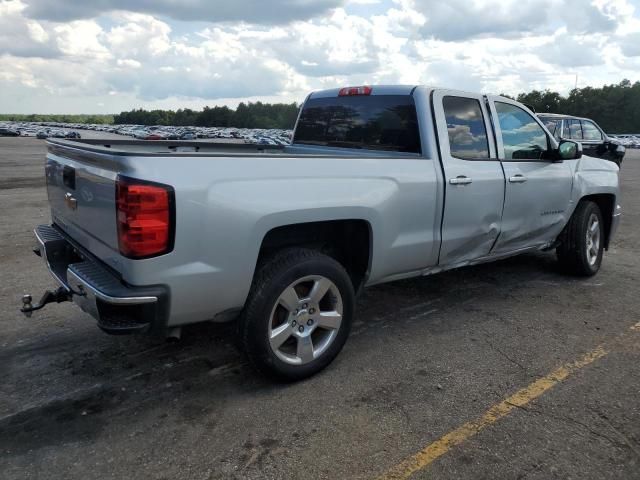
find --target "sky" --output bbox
[0,0,639,114]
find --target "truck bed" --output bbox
[46,138,421,158]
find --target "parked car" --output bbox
[0,127,20,136]
[538,113,625,166]
[36,131,48,139]
[22,85,621,380]
[145,133,164,140]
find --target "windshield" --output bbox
[293,95,421,153]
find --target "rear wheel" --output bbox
[556,201,604,276]
[239,248,354,381]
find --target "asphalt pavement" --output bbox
[0,135,638,479]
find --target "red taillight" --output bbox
[116,177,174,259]
[338,85,372,96]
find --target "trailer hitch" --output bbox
[21,286,73,318]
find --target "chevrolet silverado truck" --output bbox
[21,85,621,380]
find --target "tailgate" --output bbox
[45,142,120,260]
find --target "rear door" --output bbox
[487,97,573,253]
[432,90,505,265]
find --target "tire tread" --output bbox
[239,248,353,380]
[557,200,603,276]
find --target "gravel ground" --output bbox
[0,135,638,479]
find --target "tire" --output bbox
[239,248,355,381]
[556,200,604,276]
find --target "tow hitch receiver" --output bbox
[21,286,73,318]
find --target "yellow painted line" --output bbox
[378,345,611,480]
[377,322,640,480]
[378,322,640,480]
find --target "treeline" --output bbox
[4,80,639,132]
[515,79,640,133]
[0,113,114,124]
[113,80,640,132]
[113,101,299,129]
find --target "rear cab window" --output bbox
[293,94,421,154]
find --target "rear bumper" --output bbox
[34,224,169,334]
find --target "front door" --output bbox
[487,97,574,253]
[432,90,505,266]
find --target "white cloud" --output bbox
[21,0,345,24]
[26,20,48,43]
[54,20,111,58]
[0,0,59,58]
[116,58,142,68]
[0,0,639,113]
[534,32,605,67]
[106,13,172,58]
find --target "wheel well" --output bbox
[580,194,615,249]
[258,220,372,292]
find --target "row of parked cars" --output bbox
[0,123,82,139]
[0,121,293,146]
[117,125,293,145]
[611,134,640,149]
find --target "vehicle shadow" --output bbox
[0,250,578,456]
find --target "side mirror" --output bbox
[557,139,582,161]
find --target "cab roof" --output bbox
[307,85,526,104]
[308,85,417,99]
[537,113,591,121]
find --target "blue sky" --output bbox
[1,0,639,113]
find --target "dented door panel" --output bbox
[431,90,506,266]
[495,161,574,252]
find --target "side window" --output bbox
[582,120,603,141]
[541,118,561,140]
[495,102,549,160]
[443,96,489,159]
[567,119,583,140]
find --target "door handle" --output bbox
[64,192,78,210]
[449,176,472,185]
[509,174,527,183]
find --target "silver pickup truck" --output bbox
[22,85,621,380]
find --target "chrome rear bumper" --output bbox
[32,224,168,334]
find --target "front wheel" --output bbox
[556,200,604,276]
[239,248,354,381]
